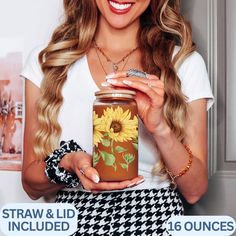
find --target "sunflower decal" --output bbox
[93,111,104,147]
[102,107,138,142]
[93,106,138,172]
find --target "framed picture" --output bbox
[0,38,23,171]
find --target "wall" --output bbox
[226,0,236,161]
[0,0,63,206]
[181,0,208,60]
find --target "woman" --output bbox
[21,0,214,235]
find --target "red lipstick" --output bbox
[108,0,134,15]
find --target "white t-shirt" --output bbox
[21,46,214,192]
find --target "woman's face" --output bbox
[95,0,151,29]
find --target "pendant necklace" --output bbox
[94,40,138,74]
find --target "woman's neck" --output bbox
[95,16,140,52]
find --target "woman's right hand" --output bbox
[60,151,144,193]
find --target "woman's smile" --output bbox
[108,0,134,15]
[96,0,150,30]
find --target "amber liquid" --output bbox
[93,101,138,181]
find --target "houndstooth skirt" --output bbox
[55,187,184,236]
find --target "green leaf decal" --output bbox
[103,132,109,137]
[123,154,135,164]
[101,139,111,147]
[93,152,100,167]
[100,151,115,166]
[120,163,128,171]
[132,143,138,150]
[115,146,127,153]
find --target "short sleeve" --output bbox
[20,46,45,88]
[177,51,214,110]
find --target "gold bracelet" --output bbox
[165,144,193,189]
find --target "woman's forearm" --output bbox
[153,124,208,204]
[22,160,65,200]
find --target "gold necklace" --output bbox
[94,40,138,73]
[95,46,132,76]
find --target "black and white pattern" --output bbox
[56,187,184,235]
[44,140,84,188]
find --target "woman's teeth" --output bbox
[109,1,132,10]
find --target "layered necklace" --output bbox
[94,40,138,75]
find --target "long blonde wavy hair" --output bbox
[35,0,195,172]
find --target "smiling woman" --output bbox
[21,0,213,235]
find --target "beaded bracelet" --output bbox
[44,140,84,188]
[165,144,193,189]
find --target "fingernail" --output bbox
[92,175,100,184]
[123,80,132,85]
[135,178,145,185]
[106,79,117,84]
[101,82,111,87]
[105,73,115,79]
[127,182,136,188]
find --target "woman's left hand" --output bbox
[103,71,166,134]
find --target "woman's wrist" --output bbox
[59,152,75,173]
[152,121,172,140]
[44,140,84,188]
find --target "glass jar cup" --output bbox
[93,90,138,181]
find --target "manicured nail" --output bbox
[106,79,117,84]
[135,178,145,185]
[92,175,100,184]
[127,182,136,188]
[101,82,111,87]
[105,73,115,79]
[123,80,132,85]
